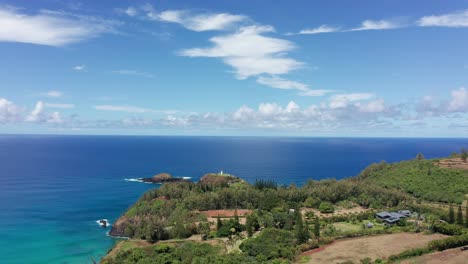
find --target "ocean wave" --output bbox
[96,219,111,226]
[182,176,192,179]
[124,178,144,183]
[106,232,130,239]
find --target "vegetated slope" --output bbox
[358,159,468,204]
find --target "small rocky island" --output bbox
[139,173,189,183]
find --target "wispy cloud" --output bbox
[140,5,247,31]
[125,7,138,17]
[256,76,333,96]
[180,25,302,79]
[111,69,154,78]
[418,9,468,27]
[43,90,63,98]
[73,65,85,71]
[0,6,118,46]
[45,103,75,109]
[257,76,308,91]
[350,19,402,31]
[94,105,153,113]
[298,25,341,35]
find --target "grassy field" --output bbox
[333,220,384,233]
[299,233,447,264]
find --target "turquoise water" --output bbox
[1,135,466,263]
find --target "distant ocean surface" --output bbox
[1,135,467,264]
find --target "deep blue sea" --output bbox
[1,135,467,264]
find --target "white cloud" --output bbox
[180,25,302,79]
[356,99,386,113]
[447,87,468,112]
[111,69,154,78]
[148,9,246,31]
[25,101,64,123]
[299,25,340,34]
[257,76,308,91]
[256,76,333,96]
[299,89,334,97]
[329,93,374,109]
[418,10,468,27]
[350,20,401,31]
[0,6,117,46]
[45,103,75,109]
[73,65,85,71]
[0,98,21,123]
[94,105,152,113]
[44,90,63,98]
[125,7,138,17]
[47,111,64,123]
[25,101,44,122]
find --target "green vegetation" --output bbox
[428,233,468,251]
[318,201,334,213]
[359,159,468,204]
[388,247,432,262]
[239,228,297,261]
[103,154,468,263]
[102,241,264,264]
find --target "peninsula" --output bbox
[102,153,468,264]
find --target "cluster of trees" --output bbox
[447,204,468,227]
[431,222,465,236]
[115,174,412,243]
[429,233,468,251]
[102,241,274,264]
[358,159,468,204]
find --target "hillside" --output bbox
[358,159,468,204]
[102,157,468,264]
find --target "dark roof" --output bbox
[377,210,411,219]
[384,217,400,223]
[376,211,391,218]
[397,210,411,216]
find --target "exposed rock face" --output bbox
[108,216,129,237]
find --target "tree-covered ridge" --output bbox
[358,159,468,204]
[103,160,468,264]
[108,173,414,242]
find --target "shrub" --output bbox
[304,197,321,208]
[428,233,468,251]
[319,202,335,213]
[239,228,296,260]
[388,247,431,262]
[431,222,464,236]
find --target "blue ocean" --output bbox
[0,135,467,264]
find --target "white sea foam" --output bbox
[182,176,192,180]
[96,219,111,227]
[124,178,144,183]
[106,231,130,239]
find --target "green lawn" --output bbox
[333,221,384,233]
[333,222,361,232]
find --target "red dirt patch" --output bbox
[201,209,252,218]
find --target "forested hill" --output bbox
[357,158,468,204]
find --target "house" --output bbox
[397,210,411,217]
[376,210,411,225]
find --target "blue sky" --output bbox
[0,0,468,136]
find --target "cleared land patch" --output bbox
[299,233,447,264]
